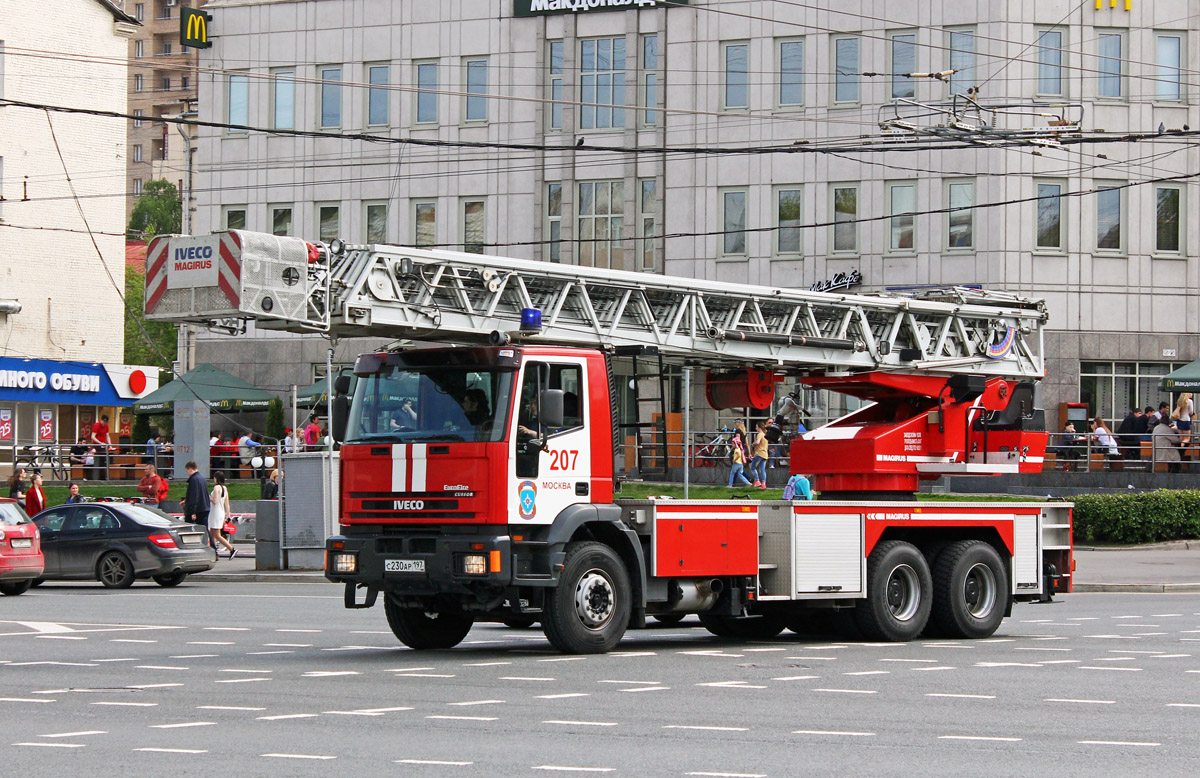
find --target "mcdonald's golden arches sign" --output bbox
[180,6,213,49]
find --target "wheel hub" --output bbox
[574,569,615,630]
[963,562,997,618]
[884,564,921,621]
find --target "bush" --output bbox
[265,397,285,443]
[1072,489,1200,544]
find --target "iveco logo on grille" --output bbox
[394,500,425,510]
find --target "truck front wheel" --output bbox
[384,595,474,650]
[854,540,932,641]
[542,541,631,654]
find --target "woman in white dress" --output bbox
[208,471,236,559]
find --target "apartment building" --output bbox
[192,0,1200,427]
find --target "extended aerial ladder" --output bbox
[146,231,1050,493]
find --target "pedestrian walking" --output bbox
[90,414,111,480]
[7,467,27,500]
[183,461,211,545]
[25,473,46,516]
[208,471,237,559]
[137,464,163,507]
[750,421,770,488]
[727,422,752,488]
[64,482,83,505]
[304,415,322,450]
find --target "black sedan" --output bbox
[32,503,216,588]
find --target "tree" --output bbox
[265,397,285,443]
[124,265,177,370]
[127,179,182,240]
[131,413,151,447]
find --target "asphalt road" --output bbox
[2,583,1199,777]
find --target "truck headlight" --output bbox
[331,552,357,574]
[460,554,487,575]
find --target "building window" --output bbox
[414,201,436,247]
[722,41,749,110]
[1095,182,1123,252]
[227,74,248,127]
[462,200,485,253]
[135,3,143,21]
[1156,186,1182,254]
[548,41,564,130]
[161,42,172,56]
[547,183,563,263]
[580,37,626,129]
[133,73,143,92]
[133,178,143,197]
[946,180,974,249]
[132,144,143,163]
[578,180,624,268]
[224,207,247,231]
[464,59,488,122]
[638,178,659,271]
[272,70,294,130]
[365,202,388,244]
[318,204,340,243]
[271,205,293,236]
[721,188,748,256]
[947,28,976,97]
[890,32,915,100]
[641,34,658,125]
[416,61,438,124]
[831,184,858,253]
[1035,180,1064,250]
[132,108,144,128]
[181,76,189,90]
[1156,34,1182,102]
[1036,29,1063,96]
[1080,362,1181,425]
[832,36,859,104]
[1097,32,1124,99]
[160,76,171,91]
[778,38,804,107]
[320,67,341,128]
[776,187,803,255]
[134,40,144,58]
[887,181,916,251]
[367,64,389,126]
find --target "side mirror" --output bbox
[333,374,352,396]
[539,389,565,429]
[331,395,350,443]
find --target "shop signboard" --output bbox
[514,0,687,16]
[0,408,12,442]
[0,357,157,406]
[38,409,55,443]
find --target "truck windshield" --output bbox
[346,366,515,444]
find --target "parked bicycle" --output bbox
[15,444,70,481]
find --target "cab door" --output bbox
[509,359,591,525]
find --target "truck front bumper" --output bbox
[325,531,512,597]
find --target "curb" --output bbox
[1073,582,1200,593]
[1075,540,1200,552]
[191,573,330,584]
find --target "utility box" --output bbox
[144,231,326,328]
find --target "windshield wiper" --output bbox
[407,434,467,442]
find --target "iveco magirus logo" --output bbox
[394,500,425,510]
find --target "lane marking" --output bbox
[136,666,188,671]
[463,661,511,667]
[0,697,56,704]
[939,735,1021,742]
[185,642,233,646]
[203,627,249,631]
[275,629,323,633]
[687,773,766,778]
[134,748,208,754]
[1079,667,1142,672]
[812,688,877,694]
[544,720,618,727]
[621,686,669,693]
[128,683,183,689]
[532,767,615,773]
[170,654,217,659]
[396,759,473,766]
[262,753,336,760]
[42,731,107,738]
[538,657,587,663]
[392,673,455,678]
[353,707,414,714]
[598,680,660,685]
[664,725,749,732]
[610,651,656,657]
[302,671,360,677]
[697,681,767,689]
[246,651,291,655]
[214,678,271,684]
[198,705,265,711]
[537,693,589,699]
[324,710,386,716]
[772,675,819,681]
[926,693,996,699]
[94,658,141,662]
[1167,703,1200,708]
[220,669,274,674]
[1045,698,1115,705]
[449,700,505,706]
[912,666,957,672]
[92,702,157,707]
[257,714,318,721]
[150,722,215,729]
[1078,740,1159,747]
[13,742,85,748]
[500,676,556,682]
[425,715,498,722]
[793,729,874,736]
[389,666,436,672]
[879,658,937,663]
[263,643,311,647]
[843,671,889,676]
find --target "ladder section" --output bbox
[328,244,1046,378]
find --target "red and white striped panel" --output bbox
[144,236,170,314]
[391,444,429,493]
[217,231,243,309]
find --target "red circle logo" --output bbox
[129,370,147,394]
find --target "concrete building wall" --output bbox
[193,0,1199,429]
[0,0,135,364]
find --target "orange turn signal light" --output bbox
[489,550,502,573]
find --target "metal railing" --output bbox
[1044,431,1197,473]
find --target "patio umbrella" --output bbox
[133,364,275,414]
[295,369,361,408]
[1159,358,1200,392]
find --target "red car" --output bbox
[0,497,44,595]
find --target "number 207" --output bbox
[549,449,579,470]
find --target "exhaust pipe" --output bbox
[665,578,724,613]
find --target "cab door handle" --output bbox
[575,482,589,496]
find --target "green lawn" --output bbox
[41,481,265,507]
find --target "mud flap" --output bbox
[344,582,379,609]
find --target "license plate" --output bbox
[10,538,32,549]
[385,559,425,573]
[179,533,203,546]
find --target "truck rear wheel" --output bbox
[384,595,474,650]
[542,541,630,654]
[854,540,932,641]
[699,613,786,639]
[930,540,1007,639]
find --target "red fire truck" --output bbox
[146,231,1072,654]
